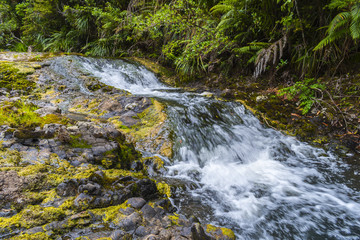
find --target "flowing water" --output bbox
[52,56,360,239]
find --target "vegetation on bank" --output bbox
[0,0,359,150]
[1,0,359,78]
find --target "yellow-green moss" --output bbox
[110,99,173,158]
[10,232,52,240]
[0,205,66,229]
[18,163,48,177]
[206,224,236,240]
[103,169,144,180]
[0,100,68,129]
[156,181,171,198]
[90,202,129,224]
[41,189,60,204]
[0,149,22,167]
[0,62,36,91]
[168,213,180,226]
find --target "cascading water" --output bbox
[56,56,360,239]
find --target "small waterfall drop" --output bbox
[54,56,360,239]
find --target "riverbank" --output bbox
[0,52,235,239]
[133,57,360,159]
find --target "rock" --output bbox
[26,226,44,234]
[200,92,214,97]
[74,193,93,209]
[117,212,142,232]
[125,102,138,110]
[135,179,158,200]
[99,99,123,112]
[35,106,60,117]
[78,182,102,196]
[127,197,146,209]
[191,223,212,240]
[256,95,268,102]
[0,171,28,207]
[57,127,71,143]
[67,125,79,133]
[141,204,157,220]
[110,230,126,240]
[56,179,78,197]
[143,234,158,240]
[120,110,139,126]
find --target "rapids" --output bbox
[57,56,360,239]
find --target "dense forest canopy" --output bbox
[0,0,359,79]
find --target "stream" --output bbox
[58,56,360,239]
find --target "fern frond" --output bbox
[210,4,232,15]
[313,28,348,51]
[328,12,350,34]
[350,3,360,39]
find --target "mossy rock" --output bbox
[0,62,37,92]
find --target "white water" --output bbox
[54,56,360,239]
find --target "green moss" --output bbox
[206,224,236,240]
[110,99,173,158]
[0,205,66,229]
[0,149,22,167]
[69,135,92,148]
[0,101,68,130]
[0,62,36,92]
[0,101,40,128]
[90,202,129,224]
[10,232,52,240]
[18,163,48,177]
[142,156,164,171]
[40,114,68,127]
[41,189,59,204]
[156,181,171,198]
[168,213,180,226]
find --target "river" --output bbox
[53,56,360,239]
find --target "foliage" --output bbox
[278,78,325,114]
[0,0,359,79]
[314,0,360,51]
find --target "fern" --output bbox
[314,1,360,51]
[253,36,287,78]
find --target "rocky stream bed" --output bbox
[0,52,235,240]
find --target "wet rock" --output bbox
[135,179,158,200]
[117,212,142,232]
[141,204,157,220]
[99,99,123,112]
[74,193,93,208]
[120,110,139,126]
[256,95,268,102]
[127,197,146,209]
[200,91,214,97]
[191,223,213,240]
[35,106,60,116]
[0,171,28,207]
[26,226,44,234]
[78,182,102,195]
[56,179,78,197]
[110,230,126,240]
